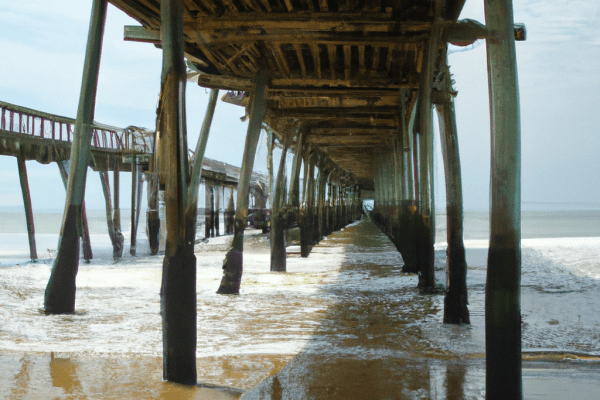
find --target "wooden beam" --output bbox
[327,45,336,79]
[271,43,292,77]
[310,43,321,79]
[185,15,426,33]
[293,43,307,77]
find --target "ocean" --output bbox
[0,208,599,399]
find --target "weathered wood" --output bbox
[270,134,291,272]
[159,0,196,385]
[16,154,37,261]
[300,152,315,257]
[436,96,470,325]
[99,170,124,259]
[186,88,219,244]
[288,130,304,209]
[205,184,214,238]
[113,169,124,257]
[225,188,235,234]
[267,127,274,209]
[217,67,269,295]
[215,185,221,237]
[44,0,106,314]
[414,24,441,290]
[146,170,160,254]
[484,0,522,397]
[130,155,138,255]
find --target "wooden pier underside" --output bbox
[113,0,478,190]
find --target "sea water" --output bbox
[0,209,599,398]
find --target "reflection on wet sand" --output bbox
[50,353,86,399]
[1,353,242,399]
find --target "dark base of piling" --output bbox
[147,211,160,255]
[216,247,243,294]
[44,205,80,315]
[161,250,197,385]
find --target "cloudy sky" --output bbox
[1,0,599,211]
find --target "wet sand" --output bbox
[2,213,600,398]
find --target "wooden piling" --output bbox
[112,169,124,257]
[99,170,124,259]
[215,185,221,237]
[270,134,290,272]
[147,133,161,255]
[205,183,214,238]
[16,154,37,261]
[414,25,441,290]
[44,0,106,314]
[187,87,219,243]
[484,0,522,397]
[130,155,138,255]
[158,0,196,384]
[225,188,235,234]
[217,67,269,295]
[436,88,470,325]
[300,152,315,258]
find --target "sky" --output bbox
[1,0,599,212]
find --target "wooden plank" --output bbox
[343,45,351,81]
[358,45,366,75]
[185,13,402,31]
[199,30,428,45]
[271,43,292,77]
[310,43,322,79]
[371,47,380,76]
[318,0,328,11]
[258,0,272,12]
[293,44,307,77]
[327,45,336,79]
[283,0,294,12]
[385,45,394,73]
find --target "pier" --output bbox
[4,0,527,397]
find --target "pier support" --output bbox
[99,170,124,259]
[215,185,221,236]
[270,134,290,272]
[187,87,219,244]
[44,0,106,314]
[217,67,268,294]
[205,183,214,238]
[484,0,522,397]
[225,188,235,234]
[16,155,37,261]
[158,0,196,384]
[436,86,470,324]
[130,156,144,255]
[414,25,440,290]
[300,151,315,258]
[147,138,161,255]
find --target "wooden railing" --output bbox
[0,100,146,153]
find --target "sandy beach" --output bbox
[1,210,600,399]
